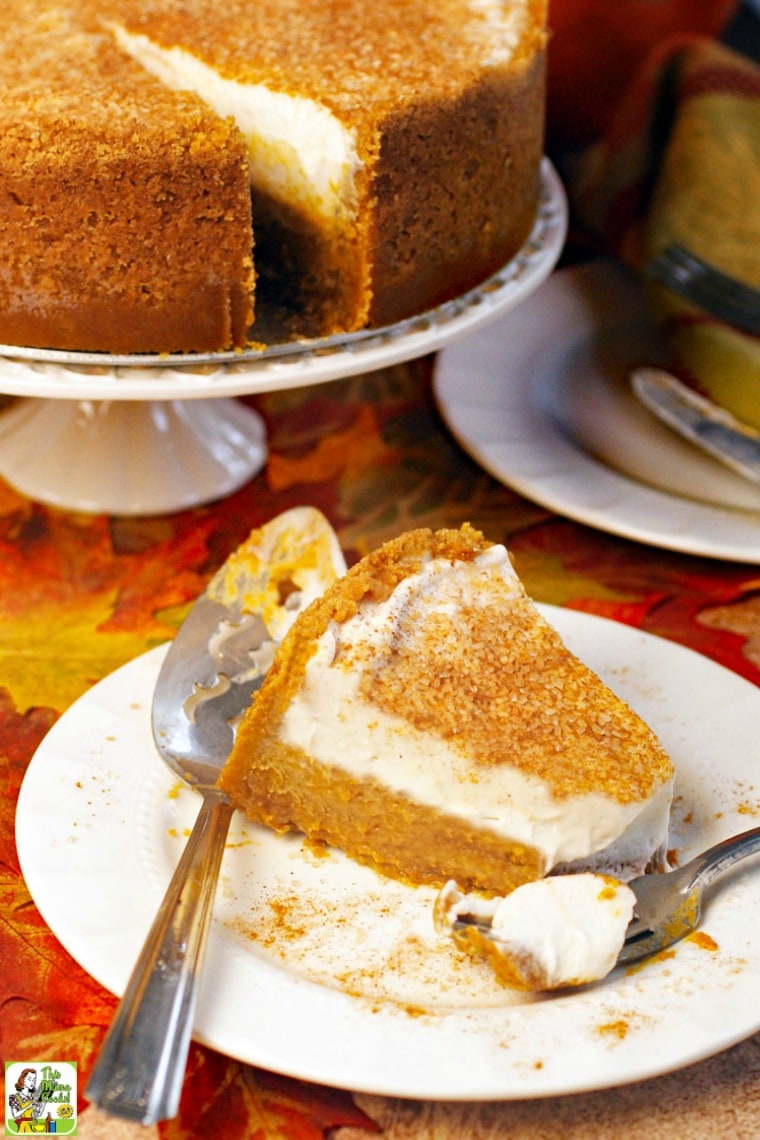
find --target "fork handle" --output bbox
[86,788,234,1125]
[684,825,760,892]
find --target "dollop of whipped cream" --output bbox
[435,874,636,991]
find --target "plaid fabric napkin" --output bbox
[571,36,760,429]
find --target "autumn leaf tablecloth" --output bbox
[2,357,760,1140]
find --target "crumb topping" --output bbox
[266,524,673,804]
[102,0,547,116]
[361,587,673,800]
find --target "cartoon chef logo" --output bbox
[4,1062,77,1136]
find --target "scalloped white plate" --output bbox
[434,261,760,562]
[16,608,760,1100]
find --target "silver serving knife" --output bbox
[86,507,346,1125]
[630,367,760,487]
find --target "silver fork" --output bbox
[452,826,760,968]
[647,244,760,337]
[618,825,760,964]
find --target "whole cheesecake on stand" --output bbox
[0,0,548,355]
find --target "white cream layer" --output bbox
[465,0,532,65]
[279,545,672,875]
[437,874,636,989]
[110,4,534,215]
[110,26,361,222]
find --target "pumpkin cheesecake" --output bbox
[0,0,546,353]
[218,524,674,895]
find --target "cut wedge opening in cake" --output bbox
[218,524,674,898]
[109,23,367,334]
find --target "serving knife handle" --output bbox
[86,788,234,1125]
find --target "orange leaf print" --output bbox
[0,692,56,867]
[0,869,116,1035]
[0,999,106,1114]
[0,510,216,712]
[160,1048,379,1140]
[268,406,394,492]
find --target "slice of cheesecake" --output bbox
[219,524,674,895]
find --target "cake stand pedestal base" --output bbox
[0,396,267,515]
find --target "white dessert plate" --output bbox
[433,261,760,563]
[16,607,760,1100]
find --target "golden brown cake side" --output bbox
[219,525,674,895]
[366,14,547,324]
[0,2,254,354]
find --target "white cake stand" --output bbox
[0,159,567,515]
